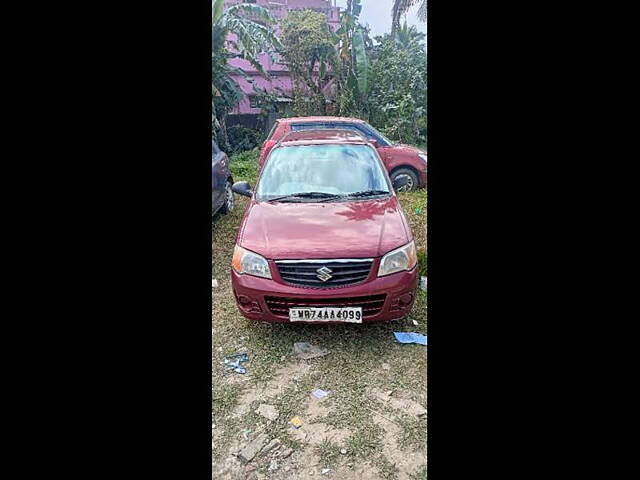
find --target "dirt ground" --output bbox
[212,164,427,480]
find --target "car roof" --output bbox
[277,129,369,146]
[277,116,366,124]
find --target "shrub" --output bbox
[368,38,426,145]
[229,148,259,184]
[226,125,261,156]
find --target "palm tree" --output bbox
[212,0,282,143]
[391,0,426,37]
[395,21,426,55]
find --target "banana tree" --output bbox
[212,0,282,145]
[335,0,372,117]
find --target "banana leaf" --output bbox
[353,28,369,96]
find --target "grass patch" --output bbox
[375,456,399,480]
[345,425,383,459]
[229,148,259,184]
[315,439,342,466]
[212,383,240,416]
[396,415,427,450]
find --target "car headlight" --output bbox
[418,153,428,164]
[232,245,272,279]
[378,241,418,277]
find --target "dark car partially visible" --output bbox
[212,141,234,216]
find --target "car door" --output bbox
[212,141,225,211]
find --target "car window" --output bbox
[362,123,393,146]
[256,144,390,200]
[329,123,367,138]
[291,123,329,131]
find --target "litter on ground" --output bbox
[212,278,218,288]
[223,353,249,374]
[289,416,304,428]
[393,332,427,345]
[420,276,427,291]
[311,388,329,399]
[294,342,330,360]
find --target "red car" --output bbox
[259,116,427,191]
[231,130,418,324]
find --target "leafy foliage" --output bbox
[226,125,261,155]
[335,0,372,118]
[229,148,259,184]
[368,36,426,145]
[215,0,427,154]
[280,10,338,117]
[391,0,426,37]
[212,0,281,147]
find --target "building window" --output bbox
[243,0,257,3]
[249,96,260,108]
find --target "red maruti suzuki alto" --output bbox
[231,130,418,324]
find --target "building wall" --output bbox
[223,0,340,115]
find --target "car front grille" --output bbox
[275,259,374,288]
[265,294,386,319]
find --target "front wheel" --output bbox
[219,180,234,214]
[391,168,419,192]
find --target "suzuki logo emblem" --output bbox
[316,266,333,282]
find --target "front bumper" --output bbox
[231,261,418,324]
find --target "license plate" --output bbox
[289,307,363,323]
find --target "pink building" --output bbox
[224,0,340,116]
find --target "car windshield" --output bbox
[256,144,390,201]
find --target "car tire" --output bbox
[219,180,234,215]
[391,167,419,192]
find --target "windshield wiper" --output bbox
[267,192,343,202]
[314,189,391,203]
[344,190,390,198]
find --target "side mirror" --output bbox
[232,181,253,197]
[369,138,380,148]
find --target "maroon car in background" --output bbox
[259,116,427,192]
[231,130,418,324]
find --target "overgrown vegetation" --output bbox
[213,0,427,148]
[225,125,261,155]
[228,147,259,183]
[280,10,338,116]
[212,0,282,149]
[368,26,427,144]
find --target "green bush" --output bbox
[368,38,426,145]
[229,148,260,184]
[226,125,261,156]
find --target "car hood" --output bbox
[239,197,411,260]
